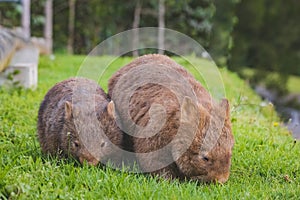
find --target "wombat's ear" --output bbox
[220,98,230,118]
[181,96,198,124]
[107,101,116,119]
[65,101,72,119]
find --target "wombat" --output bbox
[37,77,122,166]
[108,54,234,183]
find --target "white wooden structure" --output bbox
[0,45,39,89]
[0,0,42,89]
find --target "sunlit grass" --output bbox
[0,54,299,199]
[240,67,300,94]
[287,75,300,93]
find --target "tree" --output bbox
[21,0,30,39]
[67,0,75,54]
[209,0,239,66]
[0,2,21,28]
[51,0,220,55]
[44,0,53,54]
[158,0,165,54]
[229,0,300,94]
[165,0,215,48]
[132,0,142,57]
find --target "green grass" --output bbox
[287,75,300,93]
[241,67,300,94]
[1,55,299,199]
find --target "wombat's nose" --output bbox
[87,159,99,166]
[216,173,229,184]
[79,154,99,166]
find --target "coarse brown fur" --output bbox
[108,54,234,183]
[37,77,122,166]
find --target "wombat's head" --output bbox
[173,97,234,184]
[60,100,118,166]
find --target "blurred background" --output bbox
[0,0,300,134]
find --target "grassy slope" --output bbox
[0,55,299,199]
[287,75,300,93]
[241,68,300,94]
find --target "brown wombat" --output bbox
[108,54,234,183]
[38,77,122,166]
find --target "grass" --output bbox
[287,75,300,93]
[241,67,300,94]
[0,54,299,199]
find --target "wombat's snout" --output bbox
[215,173,230,184]
[191,174,229,184]
[190,171,230,184]
[78,148,100,166]
[211,172,230,184]
[79,155,99,166]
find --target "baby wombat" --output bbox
[108,54,234,183]
[37,77,122,166]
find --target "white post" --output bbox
[21,0,31,40]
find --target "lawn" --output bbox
[0,55,299,199]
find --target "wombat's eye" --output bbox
[202,156,209,162]
[100,141,106,148]
[73,140,80,148]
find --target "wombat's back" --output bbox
[108,54,212,109]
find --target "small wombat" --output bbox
[108,54,234,183]
[37,77,122,166]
